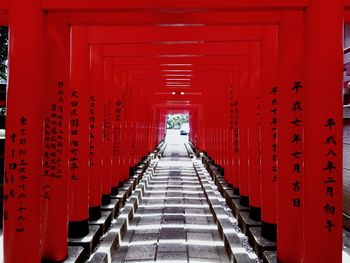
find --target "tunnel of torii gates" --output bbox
[0,0,349,262]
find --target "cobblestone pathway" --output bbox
[112,143,231,262]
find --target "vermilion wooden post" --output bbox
[121,74,131,181]
[260,27,278,240]
[226,81,235,186]
[277,11,304,262]
[209,95,213,158]
[129,86,137,167]
[68,26,90,237]
[88,45,104,219]
[232,70,240,194]
[221,86,228,171]
[111,68,123,194]
[304,0,343,261]
[248,42,262,220]
[238,56,250,206]
[4,0,45,261]
[102,58,113,205]
[123,78,133,180]
[41,13,70,261]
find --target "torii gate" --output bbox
[0,0,346,263]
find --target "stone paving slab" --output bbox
[107,143,250,263]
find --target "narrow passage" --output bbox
[112,142,231,262]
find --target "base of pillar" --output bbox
[233,187,240,195]
[129,166,135,177]
[89,210,113,234]
[49,246,84,263]
[223,189,240,210]
[238,211,262,235]
[101,198,121,219]
[261,221,277,241]
[68,225,102,261]
[247,227,277,259]
[240,195,249,207]
[232,198,250,218]
[111,186,119,196]
[120,182,134,198]
[249,206,261,221]
[126,177,137,190]
[113,183,133,207]
[68,219,89,238]
[216,180,229,195]
[101,194,111,206]
[89,206,101,221]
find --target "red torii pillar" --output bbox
[88,45,104,219]
[226,83,235,186]
[4,0,45,261]
[248,42,262,220]
[128,83,138,169]
[232,70,241,194]
[68,26,90,237]
[120,73,132,181]
[260,26,278,240]
[111,67,123,193]
[101,57,114,204]
[221,83,230,175]
[41,14,70,261]
[277,11,304,262]
[238,56,250,206]
[304,0,343,261]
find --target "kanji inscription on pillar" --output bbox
[69,90,80,181]
[4,117,29,232]
[233,100,239,153]
[270,87,278,183]
[113,99,123,158]
[322,117,338,233]
[289,81,304,208]
[42,81,65,200]
[89,95,96,167]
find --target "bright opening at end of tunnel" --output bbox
[165,113,190,144]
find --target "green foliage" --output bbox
[167,114,189,129]
[0,27,8,83]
